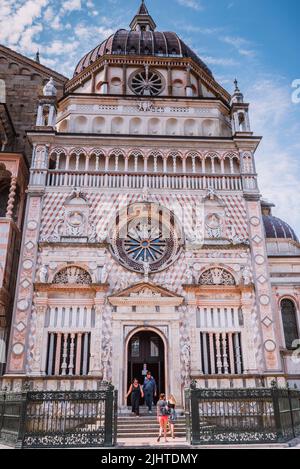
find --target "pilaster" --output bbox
[245,198,282,372]
[6,190,44,374]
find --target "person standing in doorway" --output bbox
[126,378,144,417]
[143,371,157,414]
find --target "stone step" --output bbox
[118,426,186,433]
[117,409,188,440]
[118,424,186,430]
[118,421,186,426]
[118,415,186,425]
[117,412,187,440]
[119,408,185,417]
[118,433,187,439]
[119,415,185,418]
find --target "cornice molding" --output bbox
[34,283,109,293]
[66,55,230,104]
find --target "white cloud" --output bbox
[222,35,257,58]
[247,79,300,234]
[44,40,80,55]
[18,24,43,54]
[43,6,55,22]
[176,0,204,11]
[175,23,222,35]
[74,23,115,42]
[0,0,48,46]
[201,55,238,66]
[63,0,82,12]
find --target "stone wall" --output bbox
[0,45,67,162]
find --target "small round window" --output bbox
[129,68,164,96]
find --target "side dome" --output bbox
[263,215,299,243]
[74,1,212,77]
[262,201,299,243]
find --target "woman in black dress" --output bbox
[126,378,144,417]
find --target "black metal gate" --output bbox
[0,384,118,449]
[185,384,300,445]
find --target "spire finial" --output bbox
[234,78,239,92]
[35,50,40,64]
[130,0,156,31]
[138,0,149,15]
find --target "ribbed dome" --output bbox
[74,29,212,77]
[263,215,299,243]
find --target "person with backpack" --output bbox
[156,393,170,443]
[143,371,157,414]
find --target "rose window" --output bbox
[124,223,167,263]
[130,68,164,96]
[109,202,183,273]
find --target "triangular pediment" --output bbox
[111,281,180,298]
[108,281,183,307]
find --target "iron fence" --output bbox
[185,384,300,445]
[0,384,118,449]
[0,391,27,447]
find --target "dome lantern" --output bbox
[129,0,157,32]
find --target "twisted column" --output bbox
[6,176,17,219]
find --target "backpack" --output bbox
[160,401,170,416]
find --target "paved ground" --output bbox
[1,441,299,450]
[117,438,299,449]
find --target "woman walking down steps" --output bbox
[126,378,144,417]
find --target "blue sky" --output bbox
[0,0,299,235]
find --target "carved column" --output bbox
[198,78,203,97]
[29,301,48,376]
[216,333,222,374]
[222,333,229,374]
[55,333,62,376]
[240,288,260,374]
[36,105,44,126]
[101,301,113,382]
[89,299,104,377]
[167,66,172,96]
[188,302,202,376]
[91,72,96,93]
[122,64,127,95]
[186,65,193,97]
[61,333,68,376]
[6,176,17,219]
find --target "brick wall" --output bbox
[0,46,68,163]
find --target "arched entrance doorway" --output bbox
[127,331,165,406]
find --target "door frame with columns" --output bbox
[108,281,184,408]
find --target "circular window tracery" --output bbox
[109,202,183,273]
[130,68,164,96]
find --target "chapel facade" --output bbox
[0,1,299,408]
